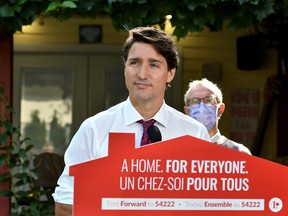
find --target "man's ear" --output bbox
[218,103,225,117]
[184,106,190,115]
[167,68,176,83]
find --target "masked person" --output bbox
[184,78,251,155]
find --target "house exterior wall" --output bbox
[14,16,277,160]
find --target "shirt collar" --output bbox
[152,103,168,127]
[211,129,225,144]
[124,98,169,127]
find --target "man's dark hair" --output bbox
[122,27,179,71]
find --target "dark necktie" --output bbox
[138,119,156,146]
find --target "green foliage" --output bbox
[0,84,54,216]
[0,0,78,32]
[0,0,43,32]
[54,0,280,41]
[0,0,284,41]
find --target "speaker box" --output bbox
[236,35,261,70]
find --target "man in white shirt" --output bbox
[53,27,210,215]
[184,78,251,155]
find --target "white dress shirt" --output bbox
[53,98,210,204]
[211,130,251,155]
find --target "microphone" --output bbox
[147,125,162,143]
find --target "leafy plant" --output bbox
[0,0,280,40]
[0,0,77,33]
[0,84,54,216]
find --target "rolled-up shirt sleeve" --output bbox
[52,119,98,204]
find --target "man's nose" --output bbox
[138,64,149,79]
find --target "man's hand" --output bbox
[55,202,72,216]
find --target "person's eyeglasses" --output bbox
[187,95,218,106]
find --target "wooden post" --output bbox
[0,27,13,216]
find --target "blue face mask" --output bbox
[189,103,217,130]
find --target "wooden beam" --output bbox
[0,27,13,216]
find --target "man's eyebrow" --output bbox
[148,58,164,64]
[127,57,140,61]
[127,57,164,64]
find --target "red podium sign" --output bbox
[70,133,288,216]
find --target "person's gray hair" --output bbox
[184,78,223,106]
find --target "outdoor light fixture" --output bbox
[166,15,172,20]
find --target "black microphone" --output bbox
[147,125,162,143]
